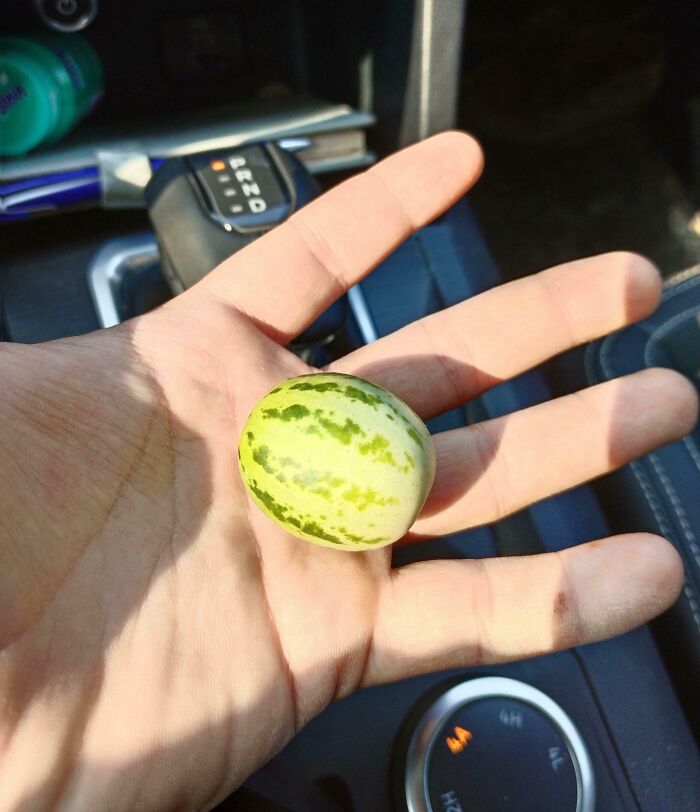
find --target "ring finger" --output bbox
[409,368,698,538]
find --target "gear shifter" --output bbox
[144,142,361,362]
[145,142,318,293]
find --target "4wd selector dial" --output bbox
[396,677,595,812]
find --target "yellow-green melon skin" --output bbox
[238,373,435,551]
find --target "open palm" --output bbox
[0,133,696,811]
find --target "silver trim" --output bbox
[419,0,434,140]
[87,234,380,349]
[359,51,374,114]
[87,233,158,328]
[347,285,378,344]
[276,137,313,153]
[35,0,98,32]
[2,102,374,181]
[404,676,595,812]
[2,178,90,211]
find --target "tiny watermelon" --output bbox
[237,373,436,550]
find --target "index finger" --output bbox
[197,132,484,342]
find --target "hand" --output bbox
[0,133,696,811]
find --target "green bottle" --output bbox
[0,33,103,157]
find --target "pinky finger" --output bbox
[361,534,683,687]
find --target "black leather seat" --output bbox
[585,264,700,732]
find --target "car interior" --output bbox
[2,1,700,810]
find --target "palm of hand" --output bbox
[0,134,695,810]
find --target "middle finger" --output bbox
[331,252,661,419]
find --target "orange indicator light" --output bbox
[211,160,226,171]
[446,726,472,754]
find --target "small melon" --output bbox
[237,373,435,550]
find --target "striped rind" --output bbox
[238,373,436,551]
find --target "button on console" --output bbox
[35,0,98,31]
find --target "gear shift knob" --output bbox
[144,142,360,362]
[145,142,319,294]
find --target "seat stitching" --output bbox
[596,267,700,385]
[647,452,700,570]
[591,266,700,634]
[643,305,700,369]
[683,435,700,474]
[639,304,700,476]
[599,330,622,382]
[663,265,700,287]
[661,266,700,300]
[629,460,700,635]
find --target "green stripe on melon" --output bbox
[238,373,436,551]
